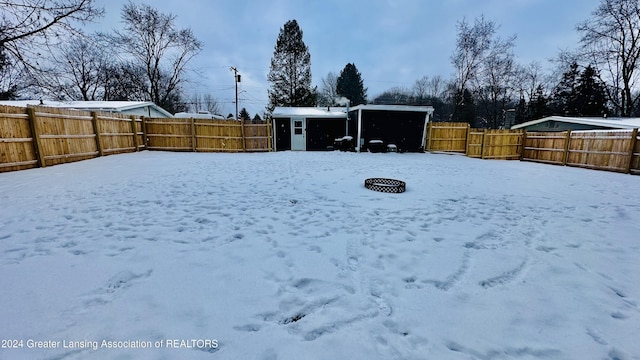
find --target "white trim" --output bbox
[511,116,640,130]
[350,104,435,113]
[356,108,363,152]
[0,100,174,118]
[421,112,431,150]
[272,106,347,118]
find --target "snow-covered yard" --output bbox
[0,151,638,360]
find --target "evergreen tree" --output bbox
[252,114,263,123]
[550,62,609,117]
[575,65,609,116]
[550,62,580,116]
[336,63,367,105]
[528,85,551,120]
[451,88,476,125]
[514,96,527,125]
[239,108,251,121]
[267,20,316,112]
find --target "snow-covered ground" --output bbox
[0,151,639,360]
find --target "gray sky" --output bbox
[92,0,601,116]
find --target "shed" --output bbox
[349,105,434,152]
[511,116,640,131]
[0,100,174,118]
[272,107,348,151]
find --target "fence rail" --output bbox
[0,105,272,173]
[427,123,523,160]
[145,118,271,153]
[426,122,639,175]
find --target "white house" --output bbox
[0,100,174,118]
[511,116,640,131]
[174,111,226,120]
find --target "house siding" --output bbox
[522,121,615,132]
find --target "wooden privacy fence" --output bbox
[0,105,144,172]
[426,122,640,175]
[522,129,640,174]
[145,118,271,152]
[426,122,523,159]
[1,106,272,173]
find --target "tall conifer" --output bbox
[267,20,316,112]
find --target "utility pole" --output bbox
[230,67,240,120]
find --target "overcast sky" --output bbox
[91,0,601,116]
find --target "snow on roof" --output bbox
[349,104,435,114]
[0,100,173,118]
[272,107,347,118]
[174,111,226,120]
[511,116,640,130]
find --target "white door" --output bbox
[291,118,306,151]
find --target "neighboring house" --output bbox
[174,111,226,120]
[272,107,348,151]
[0,100,173,118]
[349,105,435,152]
[511,116,640,131]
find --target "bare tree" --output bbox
[103,2,202,113]
[514,62,547,102]
[473,49,517,128]
[189,93,221,114]
[372,86,412,105]
[577,0,640,116]
[413,75,448,99]
[317,71,338,106]
[102,62,148,101]
[35,38,108,100]
[0,47,24,99]
[0,0,103,74]
[413,76,430,99]
[451,16,517,127]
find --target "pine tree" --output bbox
[336,63,367,105]
[551,62,580,116]
[514,96,527,125]
[528,85,550,120]
[575,65,608,116]
[451,88,476,125]
[239,108,251,122]
[267,20,316,112]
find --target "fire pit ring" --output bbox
[364,178,406,193]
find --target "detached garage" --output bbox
[349,105,434,152]
[272,107,348,151]
[272,105,434,152]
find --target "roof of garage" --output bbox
[273,107,347,118]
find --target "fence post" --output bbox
[426,122,433,152]
[267,119,273,152]
[141,117,148,149]
[241,118,246,152]
[520,131,527,160]
[465,124,471,156]
[481,128,488,160]
[130,115,139,152]
[190,117,197,152]
[27,107,45,168]
[625,128,638,174]
[562,130,572,166]
[91,112,104,157]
